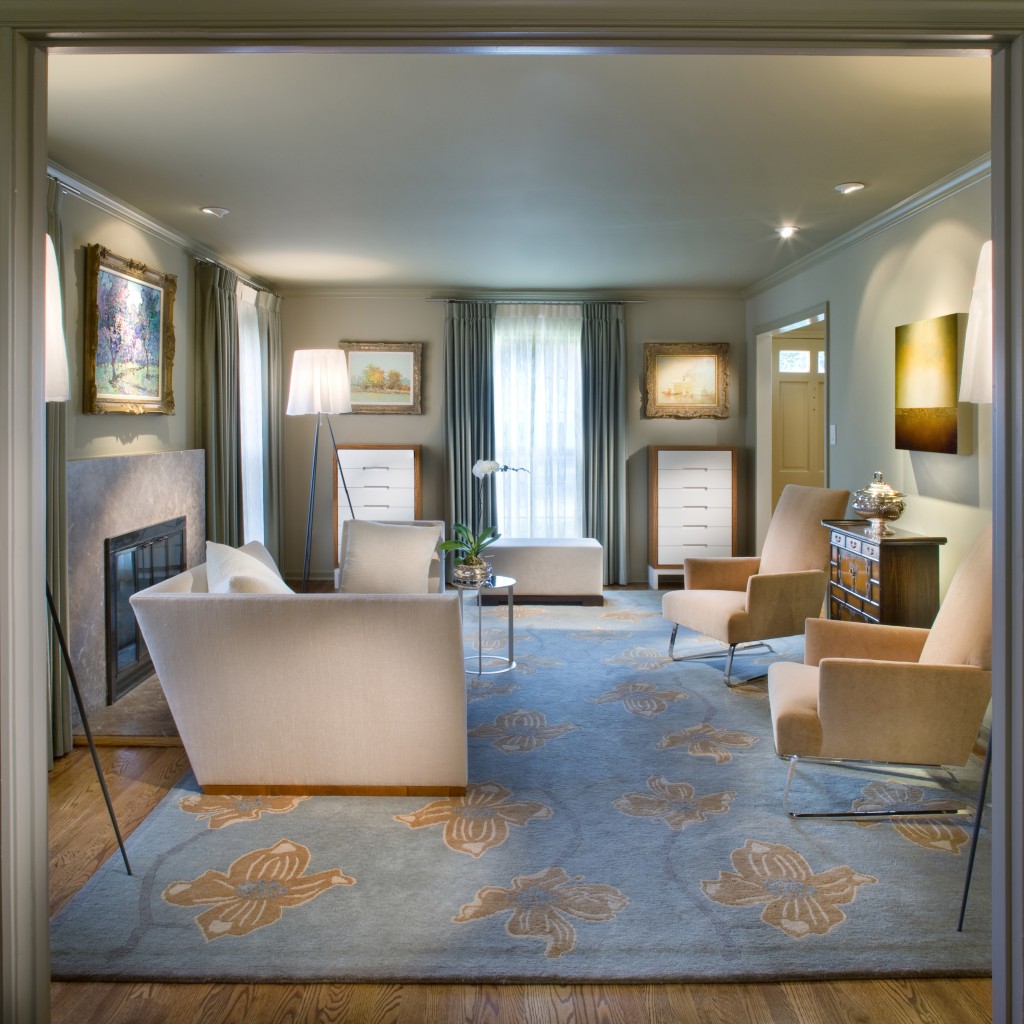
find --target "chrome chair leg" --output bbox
[668,627,774,685]
[782,753,972,819]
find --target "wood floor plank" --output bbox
[48,746,993,1024]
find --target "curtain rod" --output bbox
[428,297,645,304]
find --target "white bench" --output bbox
[482,537,604,605]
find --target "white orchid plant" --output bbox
[439,459,528,567]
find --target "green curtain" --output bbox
[194,262,242,546]
[46,177,72,762]
[443,301,495,529]
[580,302,629,584]
[256,289,284,563]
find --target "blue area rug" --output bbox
[50,591,990,982]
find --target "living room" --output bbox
[4,7,1022,1023]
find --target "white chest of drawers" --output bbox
[334,444,422,581]
[647,446,737,589]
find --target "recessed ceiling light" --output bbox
[834,182,866,195]
[776,225,798,239]
[200,206,229,218]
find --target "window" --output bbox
[778,349,811,373]
[492,304,583,538]
[236,284,264,544]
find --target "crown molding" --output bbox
[47,162,272,289]
[743,154,992,300]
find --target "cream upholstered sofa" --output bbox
[131,540,467,796]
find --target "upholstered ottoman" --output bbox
[482,538,604,605]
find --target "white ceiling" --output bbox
[46,51,991,293]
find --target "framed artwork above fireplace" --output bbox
[84,243,177,415]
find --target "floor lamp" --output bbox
[956,239,994,928]
[45,234,131,874]
[286,349,356,592]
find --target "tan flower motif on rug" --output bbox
[468,709,578,752]
[394,781,553,857]
[464,628,513,654]
[592,680,688,718]
[614,775,734,830]
[852,781,972,853]
[454,866,629,958]
[571,628,623,644]
[656,722,759,764]
[163,839,354,941]
[178,793,310,830]
[507,655,565,676]
[702,838,877,939]
[601,607,658,622]
[603,645,669,671]
[466,676,519,701]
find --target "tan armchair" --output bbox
[767,524,991,816]
[661,484,851,683]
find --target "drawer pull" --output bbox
[361,465,390,471]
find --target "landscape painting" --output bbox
[643,342,730,419]
[84,244,176,414]
[894,312,960,454]
[339,341,423,414]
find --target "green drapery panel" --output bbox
[194,262,242,546]
[46,177,72,762]
[256,289,284,564]
[580,302,628,585]
[443,301,495,530]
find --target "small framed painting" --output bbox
[643,342,730,419]
[338,341,423,414]
[83,244,176,414]
[894,312,962,454]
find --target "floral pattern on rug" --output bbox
[603,645,669,671]
[469,709,578,752]
[394,781,553,857]
[163,840,354,941]
[177,793,310,830]
[656,722,759,763]
[466,676,519,701]
[601,607,659,622]
[571,628,625,644]
[614,775,734,831]
[592,680,688,718]
[852,781,972,853]
[454,866,629,958]
[702,838,877,939]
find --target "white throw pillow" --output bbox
[206,540,292,594]
[339,520,440,594]
[224,573,292,594]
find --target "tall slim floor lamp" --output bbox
[45,234,131,874]
[286,349,356,592]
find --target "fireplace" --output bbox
[104,516,186,704]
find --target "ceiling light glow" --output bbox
[834,182,865,195]
[201,206,229,218]
[776,225,797,239]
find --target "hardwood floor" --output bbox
[49,746,993,1024]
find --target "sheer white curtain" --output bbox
[493,304,583,537]
[236,283,265,544]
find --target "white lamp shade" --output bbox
[286,348,352,415]
[960,240,993,404]
[45,234,70,403]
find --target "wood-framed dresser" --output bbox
[333,444,422,583]
[822,519,947,628]
[647,445,738,589]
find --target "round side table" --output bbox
[451,574,516,675]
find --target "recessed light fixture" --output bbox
[776,225,798,239]
[200,206,229,219]
[834,182,866,195]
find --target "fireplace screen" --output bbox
[105,516,186,703]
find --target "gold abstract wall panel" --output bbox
[894,312,960,454]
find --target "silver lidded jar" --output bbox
[852,470,906,536]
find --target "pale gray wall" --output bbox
[280,291,748,583]
[745,176,991,591]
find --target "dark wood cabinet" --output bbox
[822,520,947,628]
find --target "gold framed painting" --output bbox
[338,341,423,414]
[83,244,176,415]
[643,342,730,419]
